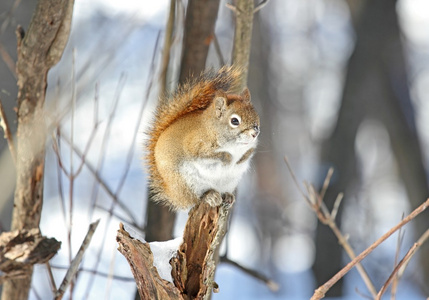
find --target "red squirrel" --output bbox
[146,66,260,210]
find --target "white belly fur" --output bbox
[179,144,252,197]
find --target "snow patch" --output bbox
[150,237,183,282]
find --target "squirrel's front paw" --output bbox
[222,193,235,209]
[202,189,223,207]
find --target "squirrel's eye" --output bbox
[230,114,241,128]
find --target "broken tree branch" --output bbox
[117,223,182,300]
[118,199,235,300]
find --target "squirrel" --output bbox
[146,66,260,210]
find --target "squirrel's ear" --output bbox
[241,88,251,102]
[214,96,227,119]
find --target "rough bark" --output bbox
[171,201,232,299]
[1,0,74,299]
[231,0,255,92]
[119,200,233,300]
[316,0,429,295]
[117,223,183,300]
[0,228,61,275]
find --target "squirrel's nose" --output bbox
[251,125,260,138]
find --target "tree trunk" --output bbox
[178,0,221,82]
[1,1,74,299]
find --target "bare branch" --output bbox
[376,243,419,300]
[0,99,16,164]
[220,256,279,292]
[213,33,225,66]
[50,265,135,281]
[330,193,343,222]
[160,0,176,93]
[286,158,377,297]
[0,43,16,78]
[253,0,270,13]
[311,198,429,300]
[0,0,22,35]
[60,133,139,227]
[390,215,405,299]
[284,156,313,206]
[54,219,100,300]
[45,263,57,294]
[397,228,429,278]
[319,167,334,203]
[225,3,238,13]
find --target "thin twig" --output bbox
[390,215,405,299]
[213,33,225,66]
[376,243,419,300]
[52,79,67,225]
[0,0,22,34]
[45,262,57,294]
[68,48,77,272]
[286,156,378,297]
[284,156,313,206]
[330,193,343,222]
[225,3,238,13]
[54,220,100,300]
[311,198,429,300]
[253,0,270,13]
[397,228,429,277]
[94,204,140,228]
[89,73,126,216]
[60,134,139,227]
[84,33,159,298]
[0,43,16,78]
[319,167,333,205]
[0,99,16,164]
[220,256,279,292]
[160,0,176,93]
[50,265,134,282]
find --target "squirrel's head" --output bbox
[211,88,260,146]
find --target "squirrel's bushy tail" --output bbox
[157,65,242,133]
[146,66,242,206]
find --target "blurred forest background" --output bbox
[0,0,429,299]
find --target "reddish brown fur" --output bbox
[146,66,243,207]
